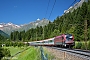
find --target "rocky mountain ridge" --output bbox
[0,18,50,35]
[64,0,87,13]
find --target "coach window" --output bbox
[50,40,52,42]
[45,41,48,43]
[42,41,44,43]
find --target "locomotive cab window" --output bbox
[66,34,73,41]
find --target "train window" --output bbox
[50,40,52,42]
[36,42,40,43]
[42,41,45,43]
[66,35,73,41]
[49,40,54,42]
[45,41,48,43]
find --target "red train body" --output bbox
[54,34,74,47]
[29,34,75,48]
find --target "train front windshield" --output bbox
[65,34,73,41]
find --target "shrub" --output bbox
[0,47,4,59]
[81,43,86,50]
[5,42,10,47]
[87,41,90,50]
[2,48,11,57]
[0,47,11,60]
[76,42,82,49]
[73,46,76,49]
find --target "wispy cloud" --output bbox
[14,6,17,8]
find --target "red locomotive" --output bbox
[54,34,74,47]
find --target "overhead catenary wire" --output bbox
[45,0,76,19]
[46,0,76,19]
[47,0,76,20]
[48,0,56,20]
[45,0,50,18]
[65,0,76,13]
[69,0,76,8]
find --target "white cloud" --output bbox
[14,6,17,8]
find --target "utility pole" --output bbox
[43,26,44,39]
[84,19,88,50]
[31,36,32,41]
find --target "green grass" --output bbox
[14,46,41,60]
[3,46,27,56]
[3,46,41,60]
[3,46,56,60]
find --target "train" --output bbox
[29,34,75,48]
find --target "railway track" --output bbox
[49,47,90,60]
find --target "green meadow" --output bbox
[3,46,27,56]
[2,46,55,60]
[15,47,41,60]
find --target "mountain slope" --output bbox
[20,19,49,31]
[64,0,87,13]
[0,30,9,37]
[0,22,21,35]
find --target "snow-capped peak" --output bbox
[15,25,20,28]
[37,18,40,21]
[7,22,13,25]
[35,23,38,26]
[0,25,3,27]
[0,22,21,29]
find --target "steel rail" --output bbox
[47,46,90,60]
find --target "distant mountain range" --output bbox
[0,18,50,35]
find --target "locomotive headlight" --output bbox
[69,36,73,38]
[64,44,66,47]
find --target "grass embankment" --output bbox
[3,46,40,60]
[16,46,41,60]
[3,46,27,56]
[3,46,56,60]
[17,46,55,60]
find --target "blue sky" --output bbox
[0,0,80,25]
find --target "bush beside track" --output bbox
[73,41,90,50]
